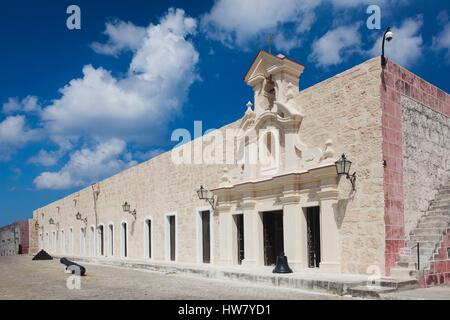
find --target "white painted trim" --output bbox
[143,216,154,260]
[164,212,178,262]
[69,227,74,255]
[38,232,43,250]
[299,200,320,208]
[89,225,96,257]
[45,232,49,251]
[51,230,56,254]
[120,220,128,258]
[195,206,214,264]
[107,222,114,258]
[79,226,85,256]
[60,229,65,254]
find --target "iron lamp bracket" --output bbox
[346,172,357,191]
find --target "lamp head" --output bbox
[385,30,394,42]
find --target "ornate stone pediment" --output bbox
[244,50,304,115]
[218,51,336,189]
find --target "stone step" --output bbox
[348,278,419,298]
[434,195,450,201]
[420,215,449,223]
[396,259,416,268]
[424,210,450,219]
[398,254,433,268]
[390,266,419,278]
[412,228,445,236]
[407,241,436,257]
[348,285,397,298]
[410,234,442,242]
[417,221,448,229]
[429,201,450,207]
[406,241,436,249]
[400,248,435,259]
[429,205,450,211]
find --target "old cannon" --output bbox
[60,257,86,276]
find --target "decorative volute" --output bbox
[244,50,304,116]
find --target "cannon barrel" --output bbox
[60,257,86,276]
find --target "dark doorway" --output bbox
[263,211,284,266]
[146,220,152,259]
[99,225,104,256]
[109,225,114,257]
[169,216,176,261]
[307,206,321,268]
[201,211,211,263]
[234,214,244,264]
[122,223,127,258]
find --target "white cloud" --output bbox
[432,21,450,62]
[34,138,136,189]
[201,0,320,51]
[0,115,40,161]
[91,20,147,56]
[368,16,424,67]
[30,8,199,189]
[3,95,41,114]
[309,24,362,67]
[42,8,199,147]
[28,149,61,167]
[329,0,386,6]
[200,0,397,52]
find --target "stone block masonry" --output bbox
[0,220,30,256]
[27,53,449,280]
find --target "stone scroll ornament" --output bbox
[60,257,86,276]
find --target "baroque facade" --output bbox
[30,51,450,280]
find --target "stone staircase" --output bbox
[391,181,450,279]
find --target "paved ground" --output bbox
[381,285,450,300]
[0,255,354,300]
[2,255,449,300]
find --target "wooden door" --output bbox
[169,216,176,261]
[235,214,244,265]
[201,211,211,263]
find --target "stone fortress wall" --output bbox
[30,55,449,277]
[32,57,387,274]
[293,57,385,274]
[32,121,240,264]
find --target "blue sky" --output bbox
[1,0,449,226]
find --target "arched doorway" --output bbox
[120,222,128,258]
[144,219,152,259]
[108,224,114,257]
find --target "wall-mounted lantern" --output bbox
[75,212,87,225]
[335,154,357,191]
[122,201,137,219]
[34,221,40,231]
[49,218,60,231]
[196,185,215,207]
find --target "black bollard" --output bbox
[272,253,293,273]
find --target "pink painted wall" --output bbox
[381,59,450,275]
